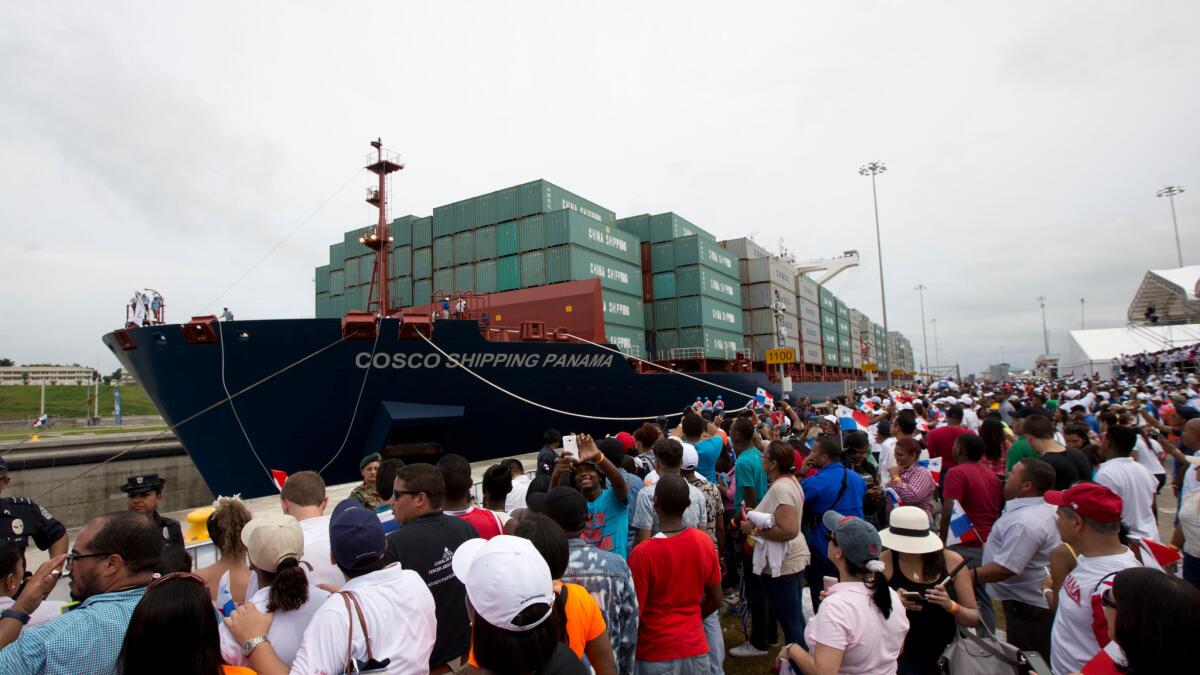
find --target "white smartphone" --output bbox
[561,434,579,460]
[822,575,838,592]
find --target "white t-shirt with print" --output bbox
[1050,548,1140,675]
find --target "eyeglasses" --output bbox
[1101,587,1117,610]
[66,551,110,567]
[149,571,209,591]
[393,490,423,498]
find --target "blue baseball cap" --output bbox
[329,498,385,570]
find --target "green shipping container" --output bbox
[643,302,655,331]
[330,269,345,296]
[315,265,330,294]
[839,334,852,353]
[822,327,839,351]
[603,324,646,357]
[474,225,497,262]
[413,217,433,248]
[837,318,850,336]
[678,327,744,359]
[433,237,453,269]
[655,329,680,358]
[836,299,849,320]
[315,292,330,318]
[474,192,497,228]
[497,186,519,222]
[652,272,676,299]
[360,253,375,285]
[520,250,545,287]
[451,200,475,233]
[676,296,743,332]
[654,299,678,330]
[675,265,739,304]
[329,242,346,266]
[432,205,453,238]
[544,246,641,296]
[601,290,645,329]
[821,308,837,331]
[390,216,413,247]
[412,248,432,279]
[345,258,360,289]
[455,264,474,291]
[824,349,840,367]
[433,268,454,293]
[818,286,836,313]
[413,279,432,306]
[344,227,370,253]
[497,221,519,256]
[650,242,675,273]
[453,232,473,265]
[649,212,710,243]
[840,352,853,368]
[673,235,736,277]
[497,256,520,291]
[518,214,545,252]
[395,277,412,307]
[392,245,412,278]
[544,210,640,265]
[615,214,650,242]
[516,179,616,227]
[474,260,497,293]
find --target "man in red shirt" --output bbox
[940,432,1003,631]
[438,454,504,539]
[926,405,974,477]
[629,474,723,672]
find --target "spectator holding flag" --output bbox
[939,433,1002,630]
[884,438,935,521]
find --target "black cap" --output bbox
[120,473,166,494]
[540,487,588,533]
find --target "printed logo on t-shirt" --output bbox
[1063,574,1081,605]
[583,511,612,551]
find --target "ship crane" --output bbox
[792,250,861,285]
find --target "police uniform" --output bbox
[119,473,184,550]
[0,497,66,557]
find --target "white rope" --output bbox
[217,319,274,484]
[317,321,384,475]
[417,330,696,421]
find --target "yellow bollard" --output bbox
[185,506,215,543]
[29,435,38,442]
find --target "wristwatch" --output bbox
[241,635,270,657]
[0,609,30,625]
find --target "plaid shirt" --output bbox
[890,463,935,517]
[0,586,146,674]
[564,538,639,675]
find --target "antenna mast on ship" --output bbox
[361,138,404,316]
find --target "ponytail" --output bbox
[847,558,893,619]
[266,557,309,612]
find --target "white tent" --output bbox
[1061,324,1200,378]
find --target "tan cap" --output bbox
[240,514,303,572]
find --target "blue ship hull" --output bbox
[104,318,850,498]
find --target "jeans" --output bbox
[702,611,725,675]
[636,653,711,675]
[948,545,994,631]
[804,552,838,612]
[1184,552,1200,592]
[739,549,778,648]
[759,571,808,650]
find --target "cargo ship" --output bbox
[105,140,916,498]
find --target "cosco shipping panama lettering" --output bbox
[104,140,917,499]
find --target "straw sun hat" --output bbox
[879,506,943,554]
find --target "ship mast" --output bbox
[361,139,404,315]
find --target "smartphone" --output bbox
[822,575,838,592]
[561,434,579,460]
[898,589,925,603]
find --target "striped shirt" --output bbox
[0,586,146,674]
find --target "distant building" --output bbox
[0,366,98,386]
[988,363,1011,381]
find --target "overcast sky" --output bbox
[2,1,1197,376]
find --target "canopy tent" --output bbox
[1126,266,1200,325]
[1061,324,1200,379]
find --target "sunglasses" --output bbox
[1101,587,1117,610]
[149,571,209,591]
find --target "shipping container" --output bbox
[433,268,454,293]
[678,327,744,359]
[822,328,839,351]
[432,205,453,238]
[821,309,837,331]
[798,298,820,324]
[391,246,412,278]
[654,299,678,330]
[454,264,474,291]
[518,214,545,252]
[497,186,519,223]
[824,348,840,367]
[433,237,453,269]
[749,336,801,362]
[544,209,640,265]
[496,256,520,291]
[474,260,497,294]
[649,212,712,243]
[329,242,346,267]
[496,221,518,257]
[655,329,680,358]
[520,250,545,287]
[742,282,797,313]
[849,309,868,326]
[601,290,645,329]
[473,226,497,262]
[852,352,864,368]
[652,272,676,299]
[615,214,650,242]
[454,232,473,266]
[602,324,646,357]
[800,319,822,345]
[738,257,794,290]
[412,247,432,279]
[344,227,370,252]
[802,342,822,364]
[839,334,852,354]
[315,265,330,294]
[413,217,433,249]
[837,318,850,336]
[514,179,615,226]
[413,279,432,305]
[674,235,737,277]
[818,286,836,313]
[474,192,497,228]
[747,309,798,336]
[840,352,853,368]
[795,274,819,305]
[330,269,345,296]
[315,292,330,318]
[836,299,849,320]
[451,199,475,233]
[391,216,414,247]
[345,258,360,289]
[543,246,641,296]
[643,303,655,331]
[675,266,740,304]
[676,296,743,333]
[718,237,770,260]
[650,242,675,273]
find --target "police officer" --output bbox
[0,456,68,562]
[119,473,184,550]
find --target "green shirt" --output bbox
[1005,437,1038,474]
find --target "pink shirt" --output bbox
[803,582,910,674]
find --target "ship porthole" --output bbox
[153,333,167,345]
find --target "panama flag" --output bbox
[755,387,774,408]
[945,500,979,546]
[835,405,872,432]
[918,456,943,483]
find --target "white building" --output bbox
[0,366,98,386]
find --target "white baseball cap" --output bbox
[240,514,303,573]
[451,535,554,632]
[680,442,699,472]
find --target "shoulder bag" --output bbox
[339,590,391,674]
[938,623,1051,675]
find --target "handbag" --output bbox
[339,590,391,674]
[938,623,1051,675]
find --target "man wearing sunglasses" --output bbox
[0,510,161,674]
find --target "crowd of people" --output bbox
[1113,344,1198,378]
[3,369,1200,673]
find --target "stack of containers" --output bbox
[875,323,889,373]
[315,216,426,319]
[795,274,822,366]
[719,238,799,363]
[622,213,744,360]
[849,309,867,370]
[835,299,852,370]
[817,286,840,368]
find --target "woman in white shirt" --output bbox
[218,514,330,668]
[780,512,909,675]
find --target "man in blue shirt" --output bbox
[552,436,629,557]
[536,429,563,476]
[801,435,866,610]
[680,413,725,483]
[0,511,160,674]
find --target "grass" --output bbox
[0,384,160,421]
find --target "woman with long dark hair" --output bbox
[780,512,909,674]
[118,572,253,675]
[1080,567,1200,674]
[977,417,1010,478]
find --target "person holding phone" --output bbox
[880,506,979,675]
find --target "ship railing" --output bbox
[669,347,705,360]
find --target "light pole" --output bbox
[1037,296,1050,355]
[915,284,930,382]
[1156,185,1186,267]
[931,317,941,374]
[1080,297,1085,330]
[859,161,891,386]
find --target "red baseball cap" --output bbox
[615,431,636,453]
[1044,483,1123,523]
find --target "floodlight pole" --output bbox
[915,284,930,382]
[1156,185,1186,267]
[859,161,891,387]
[1037,296,1050,355]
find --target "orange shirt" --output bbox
[221,666,256,675]
[467,581,606,666]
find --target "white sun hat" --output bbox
[879,505,943,555]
